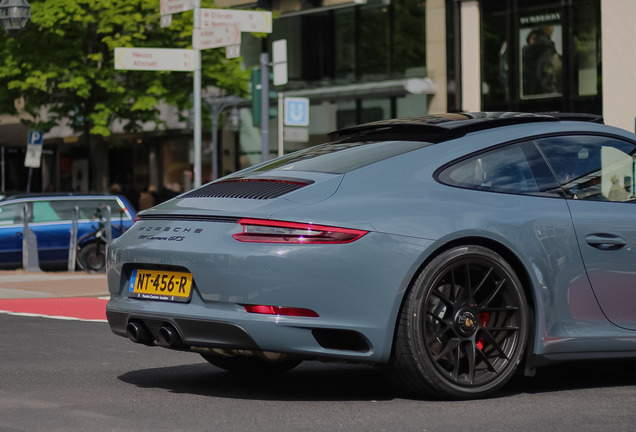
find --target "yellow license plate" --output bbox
[128,269,193,302]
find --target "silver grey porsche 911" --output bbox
[106,112,636,399]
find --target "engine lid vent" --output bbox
[179,178,313,200]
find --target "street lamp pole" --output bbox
[192,0,202,188]
[0,0,30,38]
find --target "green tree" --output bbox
[0,0,249,191]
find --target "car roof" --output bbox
[329,112,605,142]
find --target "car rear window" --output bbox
[438,141,561,196]
[246,140,432,174]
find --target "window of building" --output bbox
[267,0,427,86]
[481,0,601,113]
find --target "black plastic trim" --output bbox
[329,112,604,141]
[137,214,240,223]
[107,310,260,350]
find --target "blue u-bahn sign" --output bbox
[284,97,309,127]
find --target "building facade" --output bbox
[1,0,634,199]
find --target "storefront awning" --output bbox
[283,77,437,103]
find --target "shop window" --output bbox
[361,98,391,123]
[519,11,563,100]
[392,0,426,76]
[358,4,391,79]
[334,8,355,81]
[270,0,427,85]
[481,0,601,113]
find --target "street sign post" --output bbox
[284,127,309,143]
[25,130,43,168]
[226,45,240,59]
[160,0,194,15]
[114,47,198,71]
[160,14,172,28]
[201,8,272,33]
[272,39,288,86]
[114,4,273,187]
[25,130,43,193]
[193,24,240,50]
[284,97,310,127]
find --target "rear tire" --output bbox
[200,353,302,375]
[77,241,106,273]
[388,245,528,399]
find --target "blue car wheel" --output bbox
[390,245,528,399]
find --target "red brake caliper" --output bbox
[476,312,490,351]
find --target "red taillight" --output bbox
[233,218,368,244]
[242,304,320,317]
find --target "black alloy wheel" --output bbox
[389,245,528,399]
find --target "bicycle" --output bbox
[76,205,125,273]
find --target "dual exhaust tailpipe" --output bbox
[126,321,183,348]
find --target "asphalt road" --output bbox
[2,313,636,432]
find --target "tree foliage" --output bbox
[0,0,249,137]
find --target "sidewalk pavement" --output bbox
[0,270,108,299]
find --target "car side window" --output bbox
[48,200,79,221]
[537,135,636,202]
[78,199,124,219]
[32,201,62,223]
[439,141,559,195]
[0,203,23,225]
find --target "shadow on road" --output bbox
[504,358,636,396]
[118,357,636,401]
[119,361,398,401]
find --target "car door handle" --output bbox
[585,234,628,251]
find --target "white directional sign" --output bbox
[284,97,310,127]
[284,127,309,143]
[160,0,194,15]
[193,24,241,50]
[114,48,198,71]
[200,8,272,33]
[226,45,241,59]
[272,39,288,86]
[160,14,172,28]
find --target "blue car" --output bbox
[0,193,136,271]
[106,112,636,399]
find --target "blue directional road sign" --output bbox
[284,97,309,127]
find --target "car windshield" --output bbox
[243,140,432,175]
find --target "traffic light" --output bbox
[251,67,278,127]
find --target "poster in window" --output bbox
[519,12,563,99]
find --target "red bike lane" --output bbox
[0,297,108,322]
[0,271,109,322]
